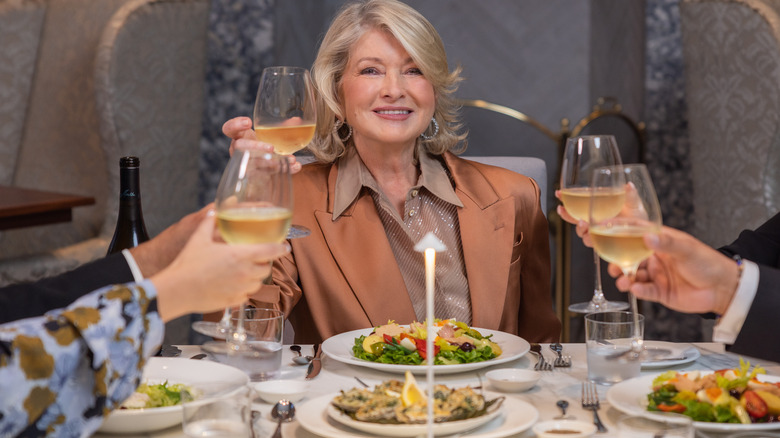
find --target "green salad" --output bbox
[120,381,196,409]
[352,319,502,365]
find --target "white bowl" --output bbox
[99,357,249,434]
[252,379,309,404]
[532,420,597,438]
[485,368,541,392]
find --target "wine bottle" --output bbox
[107,156,150,255]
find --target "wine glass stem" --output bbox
[628,291,643,352]
[233,303,247,344]
[219,307,231,328]
[591,250,606,305]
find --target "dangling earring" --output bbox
[334,119,352,142]
[420,117,439,141]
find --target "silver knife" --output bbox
[305,343,322,380]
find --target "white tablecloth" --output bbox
[93,342,780,438]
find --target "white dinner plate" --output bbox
[297,392,538,438]
[640,341,701,369]
[321,328,530,375]
[98,357,249,434]
[607,373,780,432]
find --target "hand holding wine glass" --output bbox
[559,135,628,313]
[589,163,662,360]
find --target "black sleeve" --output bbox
[0,253,135,323]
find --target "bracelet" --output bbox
[732,254,745,280]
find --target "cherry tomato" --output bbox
[656,403,687,413]
[742,390,768,419]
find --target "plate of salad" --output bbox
[321,320,531,375]
[607,359,780,432]
[99,357,249,434]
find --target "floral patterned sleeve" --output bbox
[0,280,164,437]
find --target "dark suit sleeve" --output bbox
[0,253,135,323]
[718,212,780,362]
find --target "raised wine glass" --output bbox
[191,149,292,341]
[559,135,628,313]
[253,66,316,239]
[589,163,662,360]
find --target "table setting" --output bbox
[91,335,780,438]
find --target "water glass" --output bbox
[182,384,253,437]
[585,311,644,385]
[230,307,284,381]
[617,414,693,437]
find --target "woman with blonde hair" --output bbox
[222,0,560,343]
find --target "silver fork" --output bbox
[530,343,553,371]
[549,343,572,367]
[582,382,607,433]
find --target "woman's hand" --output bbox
[222,117,303,174]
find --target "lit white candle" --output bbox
[414,233,446,438]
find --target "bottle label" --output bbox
[121,189,138,198]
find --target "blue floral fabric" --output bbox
[0,280,163,438]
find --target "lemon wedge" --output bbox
[401,370,427,407]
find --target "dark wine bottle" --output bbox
[106,156,150,255]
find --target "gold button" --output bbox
[408,209,416,217]
[410,189,419,198]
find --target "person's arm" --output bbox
[0,281,164,437]
[0,253,134,324]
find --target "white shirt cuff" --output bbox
[121,249,145,282]
[712,260,759,344]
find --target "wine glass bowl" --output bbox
[253,66,316,155]
[559,135,628,313]
[589,164,662,278]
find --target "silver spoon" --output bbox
[290,345,312,365]
[271,400,295,438]
[555,399,569,419]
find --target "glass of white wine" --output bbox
[559,135,628,313]
[191,148,292,341]
[589,163,662,360]
[253,66,316,239]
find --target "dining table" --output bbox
[94,342,780,438]
[0,185,95,230]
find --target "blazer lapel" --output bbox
[314,167,416,326]
[446,154,514,329]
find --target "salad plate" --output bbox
[640,341,701,369]
[297,392,538,438]
[321,327,530,375]
[98,357,249,434]
[607,373,780,432]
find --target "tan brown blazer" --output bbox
[252,152,561,344]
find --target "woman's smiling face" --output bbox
[340,28,436,150]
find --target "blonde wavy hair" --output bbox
[309,0,466,163]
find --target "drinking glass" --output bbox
[559,135,628,313]
[202,308,284,381]
[589,163,662,359]
[585,311,644,384]
[192,149,292,340]
[182,383,254,437]
[253,66,316,239]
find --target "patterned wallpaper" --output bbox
[196,0,701,341]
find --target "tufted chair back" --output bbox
[681,0,780,247]
[0,0,208,285]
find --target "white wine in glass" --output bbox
[559,135,628,313]
[589,163,662,360]
[253,66,315,239]
[191,149,292,342]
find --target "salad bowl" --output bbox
[98,357,248,434]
